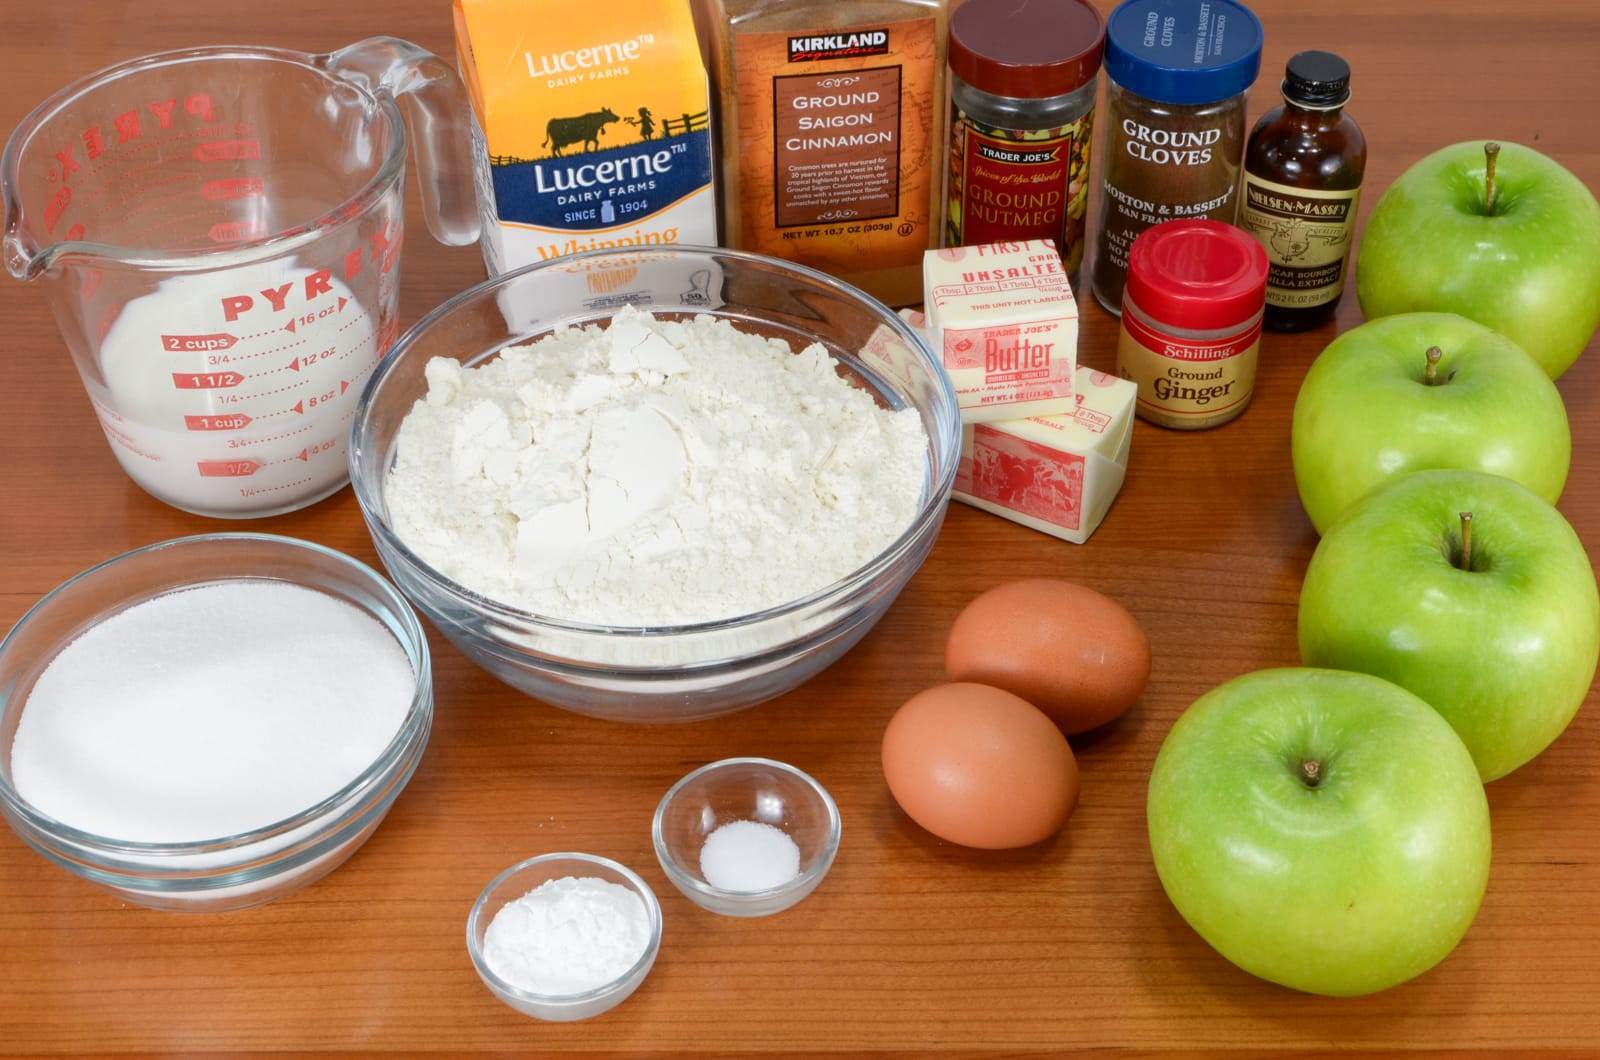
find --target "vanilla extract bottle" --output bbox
[1238,51,1367,332]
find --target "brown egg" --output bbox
[882,683,1079,849]
[946,579,1150,735]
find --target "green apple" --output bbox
[1148,668,1490,997]
[1300,469,1599,780]
[1356,140,1600,379]
[1292,312,1570,533]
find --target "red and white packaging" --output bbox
[922,240,1079,424]
[902,308,1134,545]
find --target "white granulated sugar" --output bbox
[9,580,415,843]
[483,875,651,995]
[384,306,928,626]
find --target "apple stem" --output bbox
[1424,346,1444,385]
[1300,759,1322,788]
[1458,512,1474,571]
[1484,142,1501,214]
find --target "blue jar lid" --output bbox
[1105,0,1264,105]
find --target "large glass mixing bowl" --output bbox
[350,247,958,722]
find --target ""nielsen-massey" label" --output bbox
[1237,175,1360,309]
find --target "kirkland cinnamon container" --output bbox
[1116,219,1268,429]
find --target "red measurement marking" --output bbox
[208,220,267,244]
[241,476,312,498]
[281,296,348,335]
[197,459,261,478]
[184,413,252,431]
[228,422,310,449]
[172,371,244,389]
[44,187,71,234]
[163,332,237,353]
[200,177,264,201]
[257,399,307,420]
[194,140,260,162]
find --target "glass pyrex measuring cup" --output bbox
[2,37,479,518]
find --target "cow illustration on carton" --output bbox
[544,108,621,158]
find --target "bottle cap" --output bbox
[949,0,1106,99]
[1124,220,1268,330]
[1283,50,1351,108]
[1104,0,1264,106]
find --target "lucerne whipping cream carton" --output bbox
[922,241,1080,424]
[901,309,1135,545]
[453,0,718,274]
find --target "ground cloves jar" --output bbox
[1117,219,1268,430]
[1091,0,1263,314]
[944,0,1106,278]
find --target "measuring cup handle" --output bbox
[321,37,481,247]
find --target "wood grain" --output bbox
[2,0,1599,1054]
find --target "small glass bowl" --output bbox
[466,852,663,1022]
[0,533,433,912]
[652,757,841,918]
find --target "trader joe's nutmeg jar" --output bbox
[1117,219,1268,430]
[943,0,1106,279]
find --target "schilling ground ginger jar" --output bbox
[1116,219,1268,430]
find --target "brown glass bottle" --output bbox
[1238,51,1367,332]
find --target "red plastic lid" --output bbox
[1125,220,1269,330]
[949,0,1106,99]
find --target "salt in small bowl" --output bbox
[466,852,662,1022]
[652,757,841,918]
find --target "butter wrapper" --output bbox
[922,241,1079,424]
[901,309,1134,544]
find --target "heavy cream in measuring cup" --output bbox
[89,259,384,516]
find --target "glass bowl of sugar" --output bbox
[652,757,841,918]
[0,533,432,911]
[466,852,663,1022]
[349,245,961,723]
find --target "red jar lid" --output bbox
[1125,220,1269,331]
[949,0,1106,99]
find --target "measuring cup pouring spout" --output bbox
[0,37,481,518]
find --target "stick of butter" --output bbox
[922,241,1079,424]
[900,309,1135,545]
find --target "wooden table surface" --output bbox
[3,0,1599,1054]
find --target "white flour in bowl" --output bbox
[384,306,928,626]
